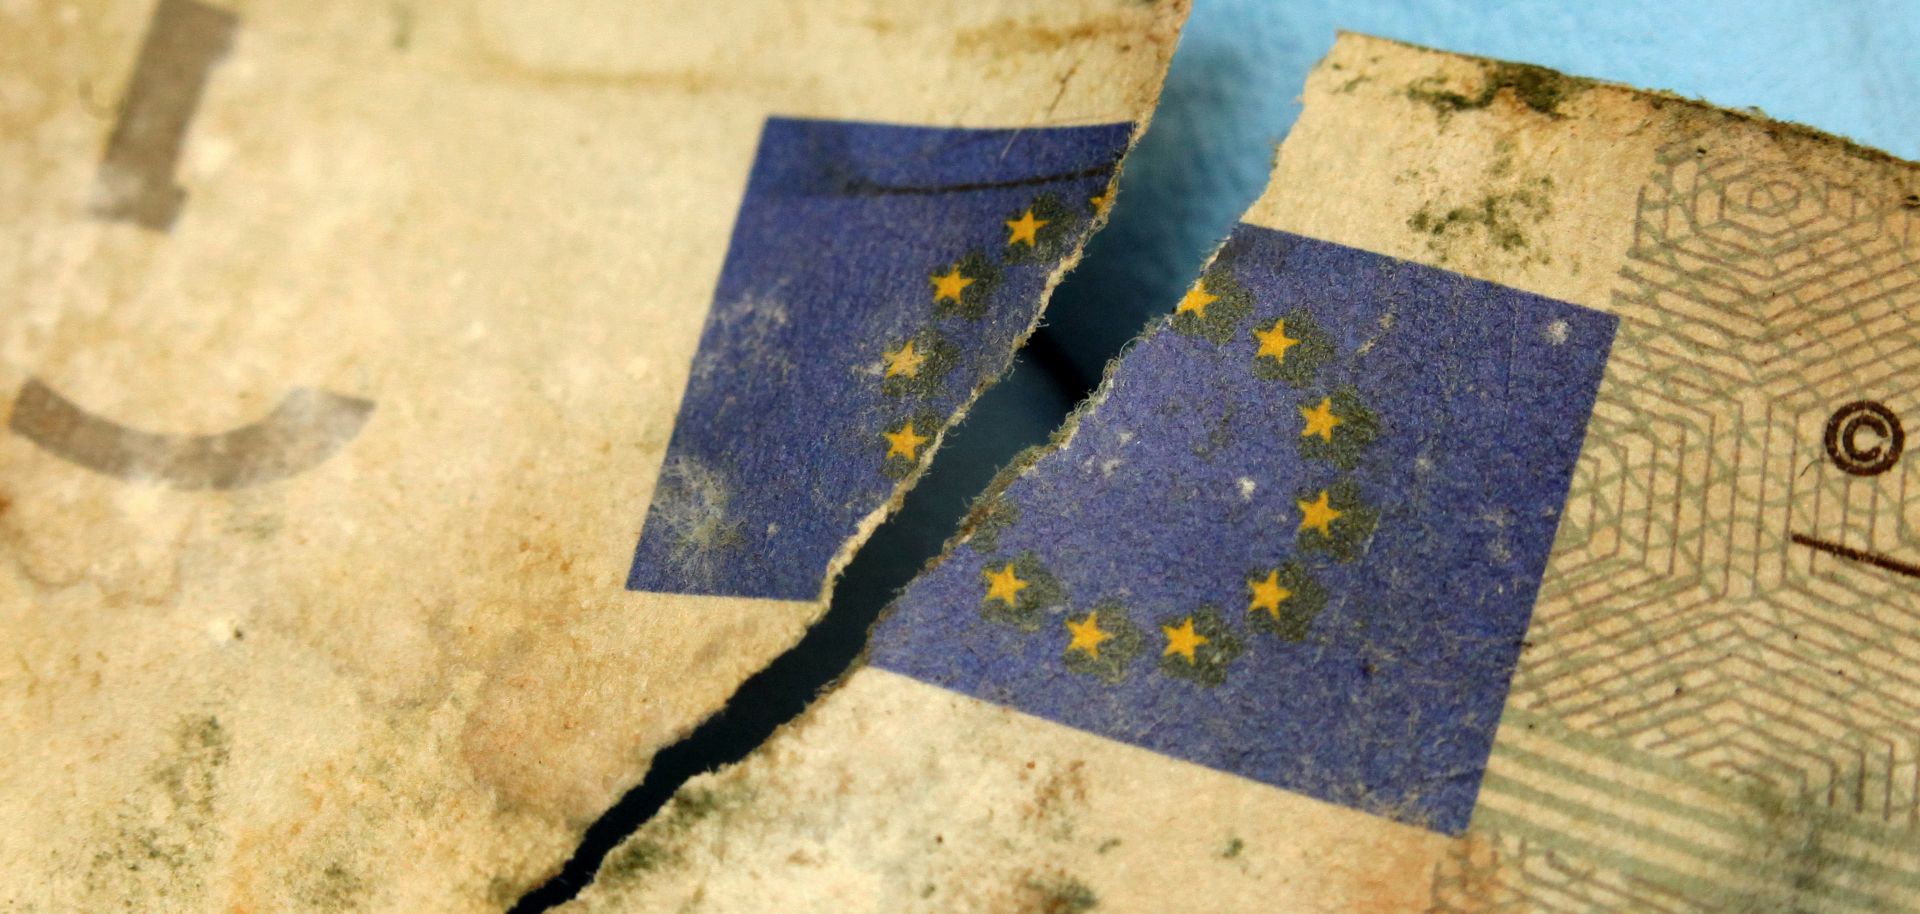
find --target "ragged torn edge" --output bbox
[802,6,1197,616]
[554,33,1920,898]
[521,10,1196,907]
[563,116,1246,914]
[1351,30,1920,175]
[563,216,1239,908]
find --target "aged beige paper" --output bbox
[557,34,1920,914]
[0,1,1184,910]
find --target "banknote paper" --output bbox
[556,33,1920,914]
[0,1,1183,909]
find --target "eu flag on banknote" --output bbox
[867,227,1616,834]
[628,117,1133,601]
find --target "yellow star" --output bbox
[1005,208,1049,247]
[1297,490,1343,536]
[1089,188,1114,213]
[1176,281,1219,318]
[930,266,975,302]
[983,564,1029,606]
[1247,570,1292,619]
[1162,616,1208,663]
[1253,319,1301,362]
[884,421,931,461]
[1065,612,1113,659]
[1299,397,1343,441]
[883,341,927,378]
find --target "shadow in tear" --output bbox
[508,32,1276,911]
[506,360,1078,912]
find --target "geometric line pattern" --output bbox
[1453,132,1920,909]
[1459,711,1920,914]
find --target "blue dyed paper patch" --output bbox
[629,117,1133,601]
[867,227,1616,834]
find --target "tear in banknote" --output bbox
[557,34,1920,914]
[0,2,1183,909]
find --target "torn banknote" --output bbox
[558,33,1920,914]
[0,1,1183,909]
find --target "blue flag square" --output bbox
[628,117,1134,601]
[867,226,1616,834]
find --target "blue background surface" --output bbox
[1049,0,1920,386]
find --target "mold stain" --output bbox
[594,785,744,887]
[293,860,368,911]
[1408,172,1554,266]
[1405,62,1589,120]
[643,458,746,588]
[1729,786,1858,912]
[82,715,230,911]
[953,14,1147,56]
[1017,873,1099,914]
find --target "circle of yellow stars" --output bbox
[1001,279,1377,675]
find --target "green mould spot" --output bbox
[1021,875,1098,914]
[81,715,232,909]
[1407,177,1554,261]
[1221,836,1245,859]
[294,861,367,912]
[1728,784,1858,912]
[665,786,724,824]
[598,784,746,885]
[599,837,673,883]
[151,715,230,815]
[486,875,524,908]
[1406,62,1586,120]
